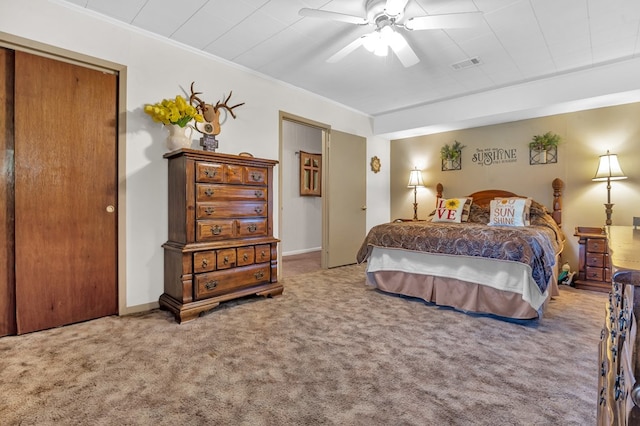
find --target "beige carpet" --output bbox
[0,264,606,425]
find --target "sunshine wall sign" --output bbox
[471,148,518,166]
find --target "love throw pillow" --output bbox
[488,198,531,226]
[432,197,472,223]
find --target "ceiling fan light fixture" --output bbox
[374,42,389,56]
[362,32,379,52]
[385,29,405,51]
[302,0,482,68]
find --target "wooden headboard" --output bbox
[436,178,564,226]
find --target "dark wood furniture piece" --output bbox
[597,226,640,425]
[574,226,611,292]
[159,149,282,323]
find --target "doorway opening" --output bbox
[279,112,330,274]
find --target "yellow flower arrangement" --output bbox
[144,95,204,127]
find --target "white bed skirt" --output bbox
[365,247,560,319]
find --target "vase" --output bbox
[165,124,192,151]
[536,148,547,164]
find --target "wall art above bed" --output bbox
[440,140,465,171]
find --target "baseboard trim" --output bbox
[119,301,159,316]
[282,247,321,257]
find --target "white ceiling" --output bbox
[60,0,640,128]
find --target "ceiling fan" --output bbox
[299,0,483,67]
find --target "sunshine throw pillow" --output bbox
[488,198,531,226]
[432,197,472,223]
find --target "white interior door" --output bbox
[324,130,366,268]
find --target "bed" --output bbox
[356,178,565,320]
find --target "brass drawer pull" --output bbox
[204,188,214,197]
[211,225,222,235]
[254,190,264,198]
[254,271,264,280]
[250,172,262,182]
[204,169,217,178]
[260,250,267,259]
[614,374,625,401]
[223,256,229,264]
[205,280,218,290]
[254,206,263,214]
[243,253,249,261]
[247,224,257,233]
[204,207,215,215]
[201,258,208,267]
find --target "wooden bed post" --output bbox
[552,178,563,227]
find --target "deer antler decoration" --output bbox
[189,82,245,136]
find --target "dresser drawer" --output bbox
[236,218,268,238]
[196,202,267,219]
[226,164,244,184]
[245,167,268,185]
[196,220,235,242]
[587,238,607,253]
[255,244,271,263]
[196,162,224,183]
[194,263,271,299]
[587,252,605,268]
[196,184,267,202]
[237,246,255,266]
[586,266,605,282]
[216,248,236,269]
[196,163,246,184]
[193,250,216,273]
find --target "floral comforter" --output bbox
[356,211,564,294]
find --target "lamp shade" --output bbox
[592,151,627,181]
[407,168,424,188]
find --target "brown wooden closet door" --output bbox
[14,51,117,334]
[0,48,16,336]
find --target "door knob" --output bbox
[361,206,367,210]
[106,205,115,213]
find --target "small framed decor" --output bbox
[300,151,322,196]
[440,140,465,171]
[528,132,560,165]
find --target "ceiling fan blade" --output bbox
[405,12,483,30]
[385,0,409,16]
[299,8,368,25]
[387,31,419,67]
[327,36,366,63]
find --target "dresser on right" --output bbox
[574,226,611,292]
[597,226,640,425]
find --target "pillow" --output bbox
[498,197,533,225]
[432,197,473,223]
[468,203,490,224]
[488,198,531,227]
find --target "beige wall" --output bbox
[390,102,640,271]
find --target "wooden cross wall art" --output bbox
[299,151,321,196]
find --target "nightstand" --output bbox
[573,226,611,292]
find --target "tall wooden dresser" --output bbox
[159,149,282,323]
